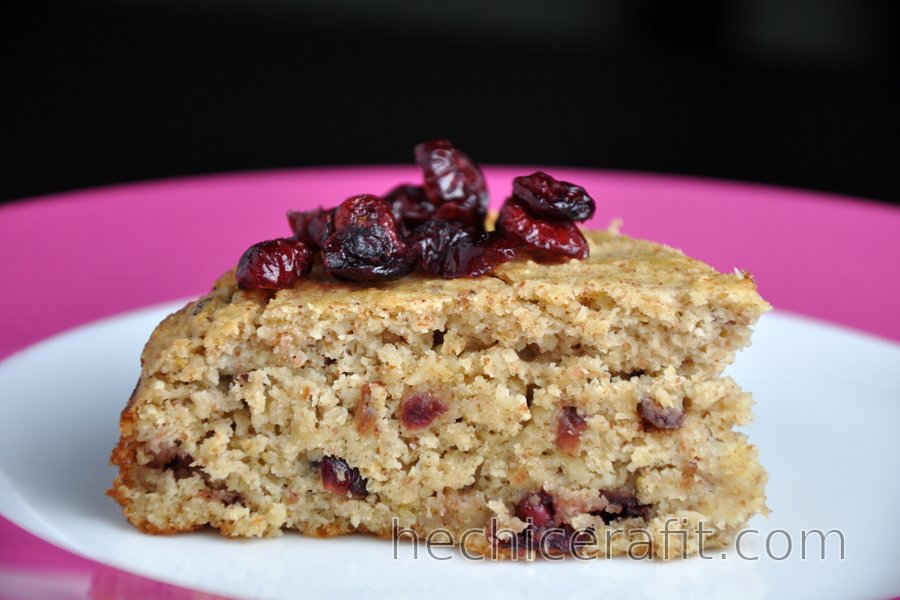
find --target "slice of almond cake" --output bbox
[110,142,769,559]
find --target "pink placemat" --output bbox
[1,167,898,598]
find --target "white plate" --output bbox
[1,304,898,599]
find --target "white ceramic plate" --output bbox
[0,303,898,599]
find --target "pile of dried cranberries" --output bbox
[235,140,596,290]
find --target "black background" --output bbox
[2,0,898,205]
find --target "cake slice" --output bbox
[109,228,769,559]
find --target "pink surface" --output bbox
[0,167,898,598]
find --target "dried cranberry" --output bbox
[287,208,334,249]
[322,225,415,282]
[512,171,595,222]
[286,209,306,237]
[322,194,413,282]
[432,202,486,229]
[515,491,555,529]
[508,492,581,557]
[539,524,578,557]
[408,220,473,276]
[639,397,684,430]
[317,456,368,498]
[440,231,521,279]
[400,392,447,430]
[592,489,650,524]
[414,139,489,224]
[556,406,588,455]
[498,198,589,259]
[235,238,313,290]
[385,184,436,230]
[333,194,400,236]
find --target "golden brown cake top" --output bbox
[234,228,768,323]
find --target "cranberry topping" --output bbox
[322,226,415,282]
[244,143,596,286]
[638,396,685,430]
[432,201,486,230]
[513,171,596,222]
[593,488,650,524]
[400,392,447,430]
[515,491,555,529]
[408,220,473,276]
[317,456,368,498]
[236,237,313,290]
[498,198,589,259]
[556,406,588,455]
[333,194,401,236]
[287,207,334,249]
[410,221,522,278]
[440,231,522,279]
[385,184,436,230]
[322,195,414,282]
[414,139,489,225]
